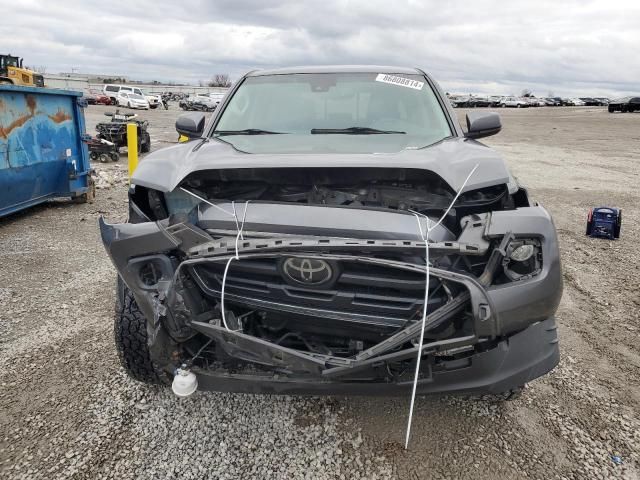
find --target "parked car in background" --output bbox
[499,96,529,108]
[143,93,161,109]
[567,98,586,106]
[448,95,470,108]
[489,95,503,107]
[85,89,111,105]
[579,98,601,106]
[116,91,150,109]
[543,98,561,106]
[104,84,159,108]
[468,96,493,107]
[525,97,545,107]
[180,94,218,111]
[84,90,97,105]
[594,97,610,105]
[92,89,112,105]
[169,92,188,101]
[206,92,226,109]
[608,97,640,113]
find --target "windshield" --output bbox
[213,73,452,152]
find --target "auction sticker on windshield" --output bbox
[375,74,424,90]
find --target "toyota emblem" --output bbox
[281,258,334,287]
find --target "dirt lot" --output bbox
[0,105,638,479]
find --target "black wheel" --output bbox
[608,105,615,113]
[110,152,119,162]
[114,278,166,384]
[90,151,99,161]
[614,210,622,238]
[501,103,506,108]
[586,209,593,236]
[99,153,110,163]
[140,132,151,153]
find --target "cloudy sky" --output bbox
[2,0,639,96]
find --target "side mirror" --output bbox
[465,112,501,139]
[176,113,206,139]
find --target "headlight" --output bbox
[510,244,534,262]
[503,240,542,281]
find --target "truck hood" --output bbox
[131,136,510,193]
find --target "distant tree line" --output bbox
[102,77,127,84]
[199,74,233,88]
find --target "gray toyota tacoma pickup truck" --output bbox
[101,66,562,398]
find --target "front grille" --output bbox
[189,257,448,326]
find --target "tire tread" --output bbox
[114,287,165,384]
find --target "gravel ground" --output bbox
[0,104,638,479]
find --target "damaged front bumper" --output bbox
[100,204,562,396]
[189,317,559,396]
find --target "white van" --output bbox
[103,85,160,108]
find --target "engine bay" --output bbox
[142,167,524,236]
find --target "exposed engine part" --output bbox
[182,180,507,215]
[168,167,515,235]
[502,239,542,281]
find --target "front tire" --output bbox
[114,280,166,384]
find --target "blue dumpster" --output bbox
[0,84,93,217]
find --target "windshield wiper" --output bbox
[310,127,406,135]
[214,129,286,136]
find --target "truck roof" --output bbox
[248,65,422,76]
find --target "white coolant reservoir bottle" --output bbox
[172,365,198,397]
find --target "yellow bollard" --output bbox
[127,123,138,179]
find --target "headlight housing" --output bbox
[503,239,542,281]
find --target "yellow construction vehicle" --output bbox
[0,54,45,87]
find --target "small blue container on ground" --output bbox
[586,207,622,240]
